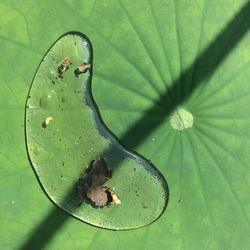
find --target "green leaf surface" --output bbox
[1,0,250,249]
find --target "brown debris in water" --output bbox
[57,57,72,78]
[74,63,91,77]
[77,157,121,207]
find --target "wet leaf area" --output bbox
[77,157,121,208]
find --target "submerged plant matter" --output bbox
[77,157,121,207]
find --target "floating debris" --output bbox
[74,63,91,77]
[77,157,121,207]
[42,116,53,128]
[57,57,72,78]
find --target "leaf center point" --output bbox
[170,107,193,131]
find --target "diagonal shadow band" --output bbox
[19,1,250,249]
[121,0,250,148]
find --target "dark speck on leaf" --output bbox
[42,121,47,128]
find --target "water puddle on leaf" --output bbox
[25,32,168,230]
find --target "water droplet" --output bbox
[25,32,168,230]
